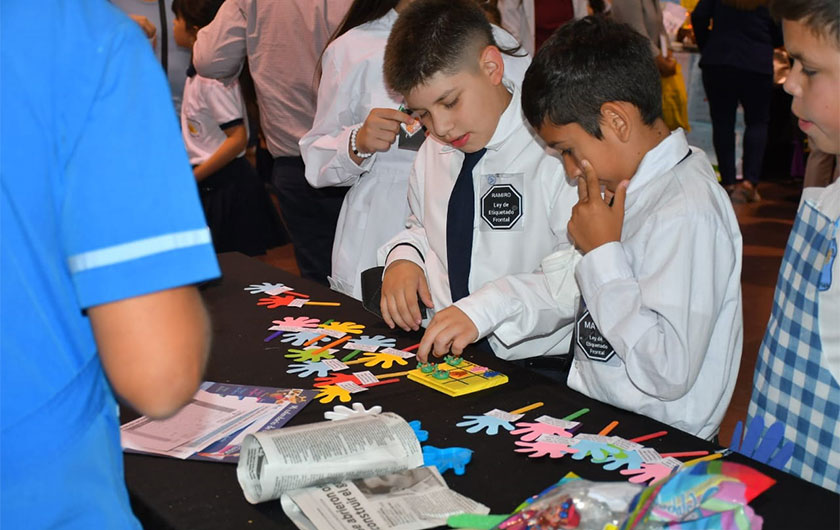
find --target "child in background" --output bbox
[300,0,531,300]
[378,0,578,363]
[522,16,743,440]
[748,0,840,492]
[173,0,276,256]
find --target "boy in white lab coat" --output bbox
[378,0,579,363]
[522,16,743,439]
[299,2,530,300]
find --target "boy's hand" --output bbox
[380,260,433,332]
[352,108,414,162]
[416,306,478,363]
[567,160,629,254]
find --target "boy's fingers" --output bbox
[576,173,588,202]
[581,160,602,202]
[380,295,395,329]
[612,180,630,212]
[378,107,415,124]
[418,278,434,309]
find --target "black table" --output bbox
[124,253,839,529]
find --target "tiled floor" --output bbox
[256,179,803,444]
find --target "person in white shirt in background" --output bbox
[378,0,579,363]
[193,0,353,284]
[523,16,743,440]
[300,0,531,300]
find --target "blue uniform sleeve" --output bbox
[62,17,220,308]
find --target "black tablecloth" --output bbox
[123,253,839,529]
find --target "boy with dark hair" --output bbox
[522,16,743,439]
[748,0,840,492]
[378,0,579,363]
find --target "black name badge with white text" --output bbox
[479,173,524,231]
[575,303,616,362]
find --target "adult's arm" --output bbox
[90,286,211,419]
[193,0,247,81]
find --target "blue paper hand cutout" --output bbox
[456,414,515,435]
[353,335,397,349]
[280,330,330,346]
[422,446,473,475]
[729,416,794,470]
[286,361,332,378]
[591,447,644,471]
[409,420,429,442]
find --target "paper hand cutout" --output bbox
[569,439,623,462]
[286,361,332,378]
[257,294,299,308]
[409,420,429,442]
[591,448,644,471]
[422,446,473,476]
[514,439,578,459]
[456,414,516,435]
[285,349,335,363]
[324,402,382,421]
[272,316,320,328]
[355,352,408,369]
[729,416,794,470]
[319,320,365,334]
[245,282,292,295]
[280,330,331,346]
[353,335,397,348]
[313,373,361,388]
[619,462,674,485]
[510,421,575,442]
[314,385,353,404]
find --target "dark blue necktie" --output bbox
[446,148,486,302]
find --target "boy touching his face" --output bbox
[748,0,840,492]
[523,16,744,439]
[378,0,579,363]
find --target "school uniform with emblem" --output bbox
[301,14,531,299]
[748,180,840,493]
[181,65,276,255]
[544,130,743,440]
[378,83,578,360]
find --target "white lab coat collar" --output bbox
[625,128,690,210]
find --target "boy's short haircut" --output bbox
[769,0,840,46]
[521,16,662,139]
[171,0,224,29]
[383,0,498,94]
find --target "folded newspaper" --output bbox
[236,413,489,530]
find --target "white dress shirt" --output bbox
[544,130,743,439]
[379,85,579,360]
[300,13,531,299]
[192,0,351,157]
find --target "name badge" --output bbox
[575,302,616,363]
[479,173,524,231]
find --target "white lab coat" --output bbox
[498,0,591,56]
[379,84,579,360]
[301,11,531,299]
[542,130,743,439]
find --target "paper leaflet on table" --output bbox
[281,466,488,530]
[120,382,316,463]
[237,412,424,504]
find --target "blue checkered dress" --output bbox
[749,198,840,493]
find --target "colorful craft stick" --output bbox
[629,430,668,444]
[510,402,544,415]
[598,420,619,436]
[264,330,284,342]
[257,295,338,308]
[341,350,362,362]
[281,330,332,346]
[563,408,590,422]
[403,343,420,352]
[660,451,710,459]
[307,335,352,355]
